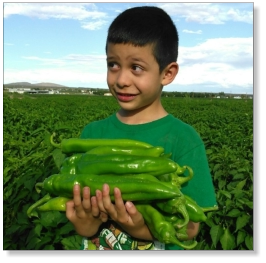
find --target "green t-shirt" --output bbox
[80,113,217,250]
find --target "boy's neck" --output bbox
[116,104,168,125]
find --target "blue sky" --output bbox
[3,2,254,94]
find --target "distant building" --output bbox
[8,88,30,94]
[7,88,59,94]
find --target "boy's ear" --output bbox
[161,62,179,86]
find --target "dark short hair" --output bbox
[106,6,179,73]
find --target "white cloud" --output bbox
[175,37,253,89]
[158,3,253,24]
[3,3,108,30]
[226,8,253,23]
[81,20,108,30]
[3,3,105,20]
[183,29,202,34]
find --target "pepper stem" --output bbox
[35,182,44,193]
[175,165,194,186]
[50,132,61,148]
[202,205,219,212]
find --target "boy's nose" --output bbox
[116,69,130,88]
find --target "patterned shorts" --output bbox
[80,223,165,250]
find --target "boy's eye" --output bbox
[132,65,143,72]
[107,62,119,69]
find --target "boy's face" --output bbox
[106,43,166,113]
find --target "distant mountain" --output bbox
[4,82,67,87]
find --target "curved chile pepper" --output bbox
[50,133,153,153]
[35,173,182,202]
[135,203,197,250]
[60,152,179,177]
[159,195,210,223]
[183,195,208,223]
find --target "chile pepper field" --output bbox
[3,93,253,250]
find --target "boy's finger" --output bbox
[72,184,85,214]
[102,184,119,218]
[82,186,92,211]
[113,187,127,216]
[96,189,108,213]
[91,196,101,217]
[102,184,113,209]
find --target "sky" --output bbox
[3,2,254,94]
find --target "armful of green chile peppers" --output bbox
[27,135,218,249]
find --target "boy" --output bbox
[66,6,217,250]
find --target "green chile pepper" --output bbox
[60,152,179,177]
[184,196,218,220]
[162,195,211,223]
[60,153,145,175]
[76,155,178,176]
[35,173,182,202]
[30,176,181,214]
[183,195,207,223]
[50,133,153,154]
[135,203,197,250]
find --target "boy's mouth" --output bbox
[116,92,137,102]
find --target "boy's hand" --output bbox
[65,184,108,237]
[96,184,153,241]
